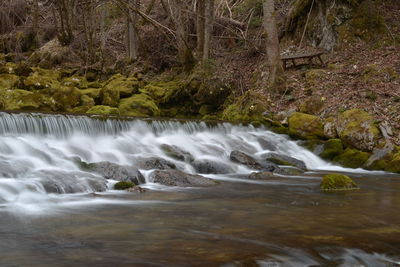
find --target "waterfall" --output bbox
[0,112,347,208]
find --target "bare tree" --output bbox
[263,0,285,91]
[196,0,214,62]
[127,0,140,60]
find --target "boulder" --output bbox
[92,161,145,185]
[192,159,234,174]
[288,112,325,140]
[114,181,135,190]
[149,169,217,187]
[257,137,276,151]
[336,109,381,152]
[320,173,359,191]
[230,150,262,170]
[103,74,139,98]
[320,139,344,160]
[118,94,160,117]
[135,157,176,170]
[248,171,274,180]
[262,153,307,170]
[333,148,370,169]
[161,144,194,162]
[139,80,181,105]
[100,86,120,107]
[273,167,305,175]
[298,95,324,115]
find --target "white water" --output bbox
[0,112,360,212]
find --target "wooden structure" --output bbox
[281,51,325,70]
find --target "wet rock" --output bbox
[320,139,344,160]
[364,142,394,169]
[92,161,145,185]
[135,157,176,170]
[333,148,370,168]
[257,137,276,151]
[262,153,307,170]
[288,112,325,140]
[248,171,274,180]
[336,109,381,152]
[161,144,194,162]
[149,170,217,187]
[229,150,262,170]
[320,173,359,191]
[192,159,234,174]
[273,167,305,175]
[259,160,279,172]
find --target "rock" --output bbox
[320,173,359,191]
[257,137,276,151]
[149,169,217,187]
[92,161,145,185]
[364,142,394,170]
[262,153,307,170]
[333,148,370,168]
[100,86,120,107]
[114,181,135,190]
[320,139,344,160]
[324,117,338,138]
[0,74,19,89]
[135,157,176,170]
[336,109,381,152]
[86,105,120,115]
[103,74,139,98]
[299,95,324,115]
[192,159,234,174]
[80,88,101,100]
[248,171,274,180]
[259,160,279,172]
[288,112,325,140]
[139,80,181,105]
[229,150,262,170]
[379,121,393,140]
[21,68,61,90]
[62,76,88,89]
[118,94,160,117]
[273,167,304,175]
[161,144,194,162]
[127,186,146,193]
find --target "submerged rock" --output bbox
[257,137,277,151]
[262,153,307,170]
[320,173,359,191]
[192,159,234,174]
[161,144,194,162]
[135,157,176,170]
[92,161,145,185]
[248,171,274,180]
[273,167,305,175]
[230,150,262,170]
[149,169,217,187]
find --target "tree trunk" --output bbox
[196,0,205,59]
[127,0,139,60]
[203,0,214,61]
[31,0,40,49]
[263,0,285,92]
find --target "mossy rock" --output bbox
[139,80,182,105]
[0,74,19,89]
[41,86,83,112]
[321,139,344,160]
[1,89,55,111]
[288,112,325,140]
[114,181,136,190]
[86,105,120,115]
[333,148,370,168]
[22,68,61,90]
[320,173,358,191]
[221,91,270,123]
[0,62,17,74]
[299,95,325,115]
[100,86,120,107]
[80,88,101,100]
[362,64,398,84]
[119,94,160,117]
[103,74,139,97]
[336,109,381,152]
[62,76,89,89]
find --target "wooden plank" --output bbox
[281,51,323,60]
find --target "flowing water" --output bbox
[0,112,400,266]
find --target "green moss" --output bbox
[41,86,83,112]
[86,105,120,115]
[305,69,327,87]
[100,86,120,107]
[140,80,181,104]
[80,88,101,100]
[114,181,135,190]
[288,112,325,140]
[0,74,19,89]
[118,94,160,117]
[22,68,61,90]
[321,139,344,160]
[333,148,370,168]
[1,89,55,111]
[320,173,358,191]
[103,74,139,97]
[299,95,325,115]
[337,109,381,151]
[62,76,88,89]
[221,91,270,124]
